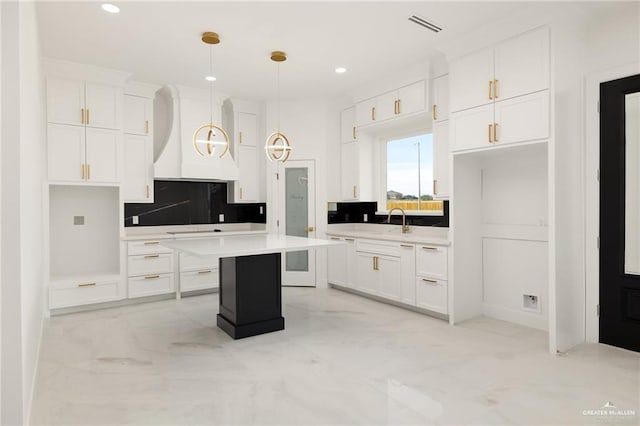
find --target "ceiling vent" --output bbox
[408,15,442,33]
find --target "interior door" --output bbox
[279,160,316,287]
[600,73,640,352]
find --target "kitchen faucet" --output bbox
[387,207,410,233]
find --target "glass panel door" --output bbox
[285,167,309,272]
[625,92,640,275]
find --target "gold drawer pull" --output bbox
[352,126,356,140]
[493,79,499,99]
[143,241,160,245]
[146,185,150,199]
[396,99,401,114]
[400,244,413,248]
[81,108,85,124]
[145,120,149,134]
[87,164,91,180]
[422,246,438,251]
[432,104,437,120]
[330,237,341,240]
[239,131,243,144]
[81,164,85,180]
[488,80,493,100]
[422,278,438,284]
[488,124,493,143]
[493,122,498,142]
[144,254,160,259]
[86,109,90,124]
[145,275,160,279]
[78,282,96,288]
[371,106,376,121]
[344,238,355,242]
[198,270,212,274]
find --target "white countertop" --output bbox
[161,234,342,257]
[326,223,450,246]
[122,223,267,241]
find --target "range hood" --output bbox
[154,84,239,181]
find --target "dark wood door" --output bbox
[600,73,640,352]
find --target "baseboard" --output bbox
[482,302,548,331]
[25,314,45,425]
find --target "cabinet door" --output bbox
[85,128,120,183]
[376,91,398,122]
[397,80,426,116]
[416,245,447,280]
[237,145,258,202]
[355,252,378,295]
[46,78,85,126]
[377,255,401,301]
[341,107,356,143]
[494,27,549,101]
[124,95,151,135]
[327,237,347,286]
[341,141,359,200]
[433,120,449,199]
[493,90,549,147]
[123,134,153,202]
[399,244,416,305]
[47,124,86,182]
[85,83,120,130]
[416,277,448,314]
[450,104,494,152]
[432,75,449,122]
[355,98,377,127]
[449,48,494,113]
[237,112,257,147]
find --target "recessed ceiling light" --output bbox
[101,3,120,13]
[335,67,347,74]
[205,75,217,82]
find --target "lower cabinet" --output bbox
[327,237,357,287]
[49,274,122,309]
[127,240,176,299]
[354,240,408,302]
[416,277,448,314]
[179,253,219,292]
[129,273,174,299]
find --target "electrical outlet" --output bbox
[219,213,225,222]
[259,206,264,215]
[523,294,540,312]
[73,216,84,225]
[363,213,368,222]
[132,216,139,225]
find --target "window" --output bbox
[385,133,443,213]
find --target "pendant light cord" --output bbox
[209,44,213,126]
[277,62,281,133]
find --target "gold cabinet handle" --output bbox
[330,237,341,240]
[86,109,90,125]
[81,164,85,180]
[81,108,85,124]
[393,100,397,115]
[422,246,438,251]
[400,244,413,248]
[433,179,438,196]
[240,187,243,200]
[422,278,438,284]
[397,99,401,114]
[488,124,493,143]
[371,106,376,121]
[145,275,160,279]
[375,256,379,270]
[352,126,356,140]
[144,254,160,259]
[239,131,243,144]
[78,282,96,288]
[488,81,493,100]
[87,164,91,180]
[493,79,498,99]
[146,185,150,199]
[143,241,160,245]
[145,120,149,134]
[344,238,355,242]
[198,270,213,274]
[432,104,437,121]
[352,185,357,198]
[305,226,315,232]
[494,122,498,142]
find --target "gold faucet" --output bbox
[387,207,410,233]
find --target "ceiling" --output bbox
[34,1,588,101]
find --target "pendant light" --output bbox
[193,32,230,158]
[265,51,292,162]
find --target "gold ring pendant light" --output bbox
[193,32,230,158]
[265,51,292,162]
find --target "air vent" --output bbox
[408,15,442,33]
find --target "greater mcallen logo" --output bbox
[582,401,637,418]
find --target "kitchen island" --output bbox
[162,235,340,339]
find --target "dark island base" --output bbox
[217,252,285,339]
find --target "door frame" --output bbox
[277,159,317,287]
[585,63,639,343]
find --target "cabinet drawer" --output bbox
[128,273,174,298]
[415,245,447,280]
[127,240,173,255]
[50,279,120,309]
[128,253,173,276]
[416,277,448,314]
[180,253,218,272]
[356,239,402,257]
[180,269,219,292]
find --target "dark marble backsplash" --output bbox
[328,201,449,227]
[124,180,266,227]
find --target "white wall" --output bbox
[1,1,46,424]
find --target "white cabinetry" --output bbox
[431,74,450,122]
[449,27,549,153]
[354,240,412,302]
[355,80,427,127]
[415,244,448,314]
[433,119,450,199]
[341,141,360,200]
[224,101,261,203]
[179,252,219,292]
[127,240,175,298]
[341,107,357,142]
[46,78,122,184]
[327,237,357,288]
[49,275,121,310]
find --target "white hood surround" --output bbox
[154,84,240,181]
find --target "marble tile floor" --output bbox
[30,288,639,425]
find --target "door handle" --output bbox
[488,80,493,100]
[422,278,438,284]
[305,226,314,232]
[488,124,493,143]
[493,122,498,142]
[432,104,437,120]
[493,79,499,99]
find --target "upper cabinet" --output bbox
[450,27,549,113]
[355,80,427,127]
[431,74,449,122]
[237,112,257,147]
[450,27,550,153]
[341,107,356,143]
[124,95,152,135]
[47,78,121,130]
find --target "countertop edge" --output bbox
[325,231,451,246]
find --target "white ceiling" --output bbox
[34,1,580,101]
